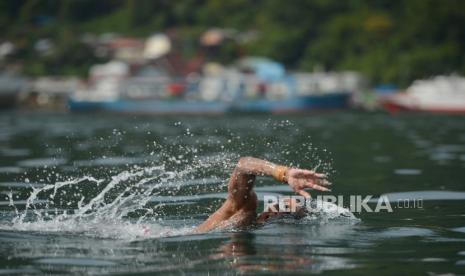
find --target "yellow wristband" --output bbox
[273,165,288,183]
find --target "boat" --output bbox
[382,75,465,114]
[68,76,352,114]
[18,77,81,110]
[228,93,350,113]
[70,98,229,115]
[0,73,28,109]
[69,93,350,115]
[68,59,358,114]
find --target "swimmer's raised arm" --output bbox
[193,157,330,233]
[235,157,330,198]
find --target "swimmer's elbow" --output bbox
[236,156,255,173]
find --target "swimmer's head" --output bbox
[257,197,307,224]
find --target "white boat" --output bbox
[382,75,465,114]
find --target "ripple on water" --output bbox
[2,219,187,241]
[374,190,465,201]
[0,199,48,206]
[434,144,465,153]
[394,169,422,175]
[255,185,294,193]
[429,144,465,163]
[373,156,391,163]
[0,182,46,189]
[0,167,23,174]
[35,258,118,267]
[0,268,40,275]
[451,226,465,233]
[0,148,31,157]
[420,258,447,262]
[17,158,67,168]
[379,227,435,238]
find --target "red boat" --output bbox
[382,76,465,115]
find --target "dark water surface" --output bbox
[0,111,464,275]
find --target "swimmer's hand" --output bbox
[286,168,331,198]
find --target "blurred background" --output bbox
[0,0,464,113]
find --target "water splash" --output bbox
[304,199,360,223]
[2,121,340,240]
[4,162,217,240]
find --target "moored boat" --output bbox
[68,59,359,114]
[0,73,28,109]
[382,75,465,115]
[70,92,351,115]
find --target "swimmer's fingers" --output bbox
[297,170,331,186]
[306,181,331,192]
[298,169,327,179]
[316,179,332,186]
[314,172,328,179]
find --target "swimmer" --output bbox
[194,157,331,233]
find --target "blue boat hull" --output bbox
[69,93,351,114]
[229,93,350,113]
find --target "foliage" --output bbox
[1,0,464,85]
